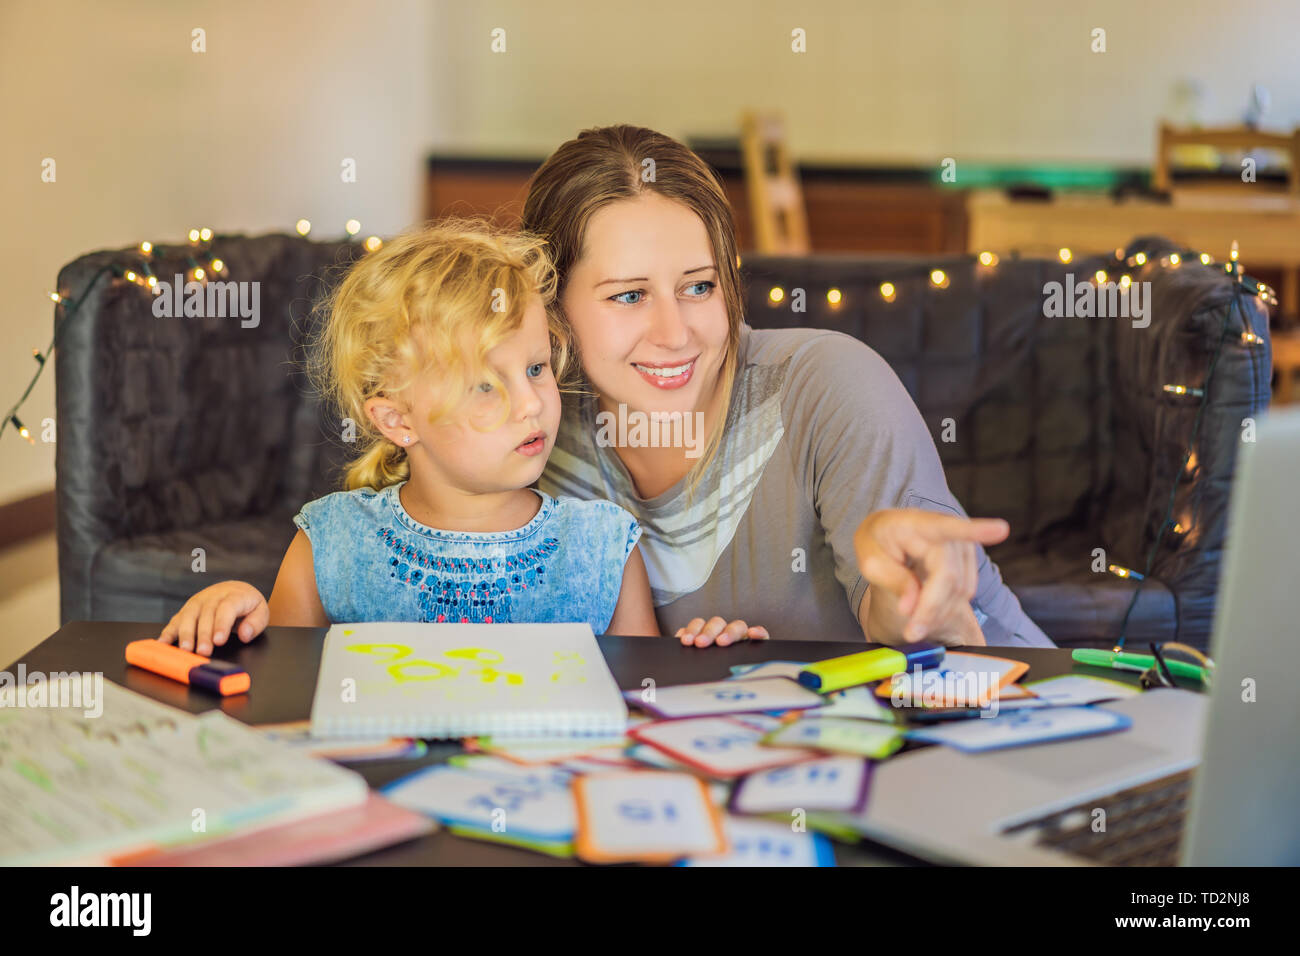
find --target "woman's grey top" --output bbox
[539,322,1054,647]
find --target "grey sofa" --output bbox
[54,233,1272,650]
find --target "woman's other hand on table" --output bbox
[676,617,770,648]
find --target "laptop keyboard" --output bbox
[1000,769,1194,866]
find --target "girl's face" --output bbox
[560,192,730,421]
[381,299,561,495]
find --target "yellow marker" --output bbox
[797,643,944,693]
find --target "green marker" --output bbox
[1072,648,1207,683]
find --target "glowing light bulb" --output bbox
[1058,248,1072,263]
[1230,240,1239,261]
[880,282,896,301]
[296,219,311,236]
[199,227,213,242]
[1169,253,1181,266]
[1095,270,1107,284]
[1120,275,1132,289]
[210,258,224,273]
[1200,253,1210,265]
[193,267,205,281]
[345,219,361,236]
[1135,252,1147,265]
[826,288,842,306]
[364,236,383,252]
[929,269,948,288]
[188,229,200,243]
[978,251,994,266]
[140,241,152,254]
[768,286,785,304]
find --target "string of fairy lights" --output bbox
[1,220,384,443]
[756,239,1273,650]
[2,232,1274,648]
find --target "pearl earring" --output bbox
[403,436,411,444]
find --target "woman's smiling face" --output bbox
[560,191,730,420]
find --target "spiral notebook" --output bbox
[308,622,629,740]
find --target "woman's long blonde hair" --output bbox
[520,124,745,507]
[309,219,574,491]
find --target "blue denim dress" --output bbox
[293,484,642,634]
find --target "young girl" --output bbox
[158,222,769,656]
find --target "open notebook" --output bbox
[308,622,629,740]
[0,678,368,866]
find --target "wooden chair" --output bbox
[1153,123,1300,196]
[739,111,810,254]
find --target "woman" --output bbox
[523,125,1053,650]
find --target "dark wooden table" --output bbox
[16,622,1102,866]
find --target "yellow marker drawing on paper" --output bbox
[345,643,412,662]
[549,650,587,683]
[346,643,524,685]
[388,659,458,683]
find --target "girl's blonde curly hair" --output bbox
[309,219,575,491]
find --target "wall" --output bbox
[430,0,1300,163]
[0,0,438,505]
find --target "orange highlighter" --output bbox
[125,640,250,696]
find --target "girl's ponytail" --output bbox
[344,439,410,491]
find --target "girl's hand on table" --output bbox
[676,617,770,648]
[158,580,270,656]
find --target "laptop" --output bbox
[849,407,1300,865]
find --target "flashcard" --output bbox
[625,743,695,771]
[763,717,905,759]
[1022,674,1141,706]
[630,717,820,778]
[475,735,629,765]
[729,713,788,733]
[626,677,825,719]
[814,685,897,723]
[573,772,727,863]
[729,756,871,815]
[555,754,642,775]
[876,651,1030,706]
[381,765,575,841]
[900,693,1052,723]
[446,754,575,789]
[727,661,810,682]
[678,816,835,867]
[444,823,575,858]
[905,705,1133,753]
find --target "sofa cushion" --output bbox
[87,511,297,623]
